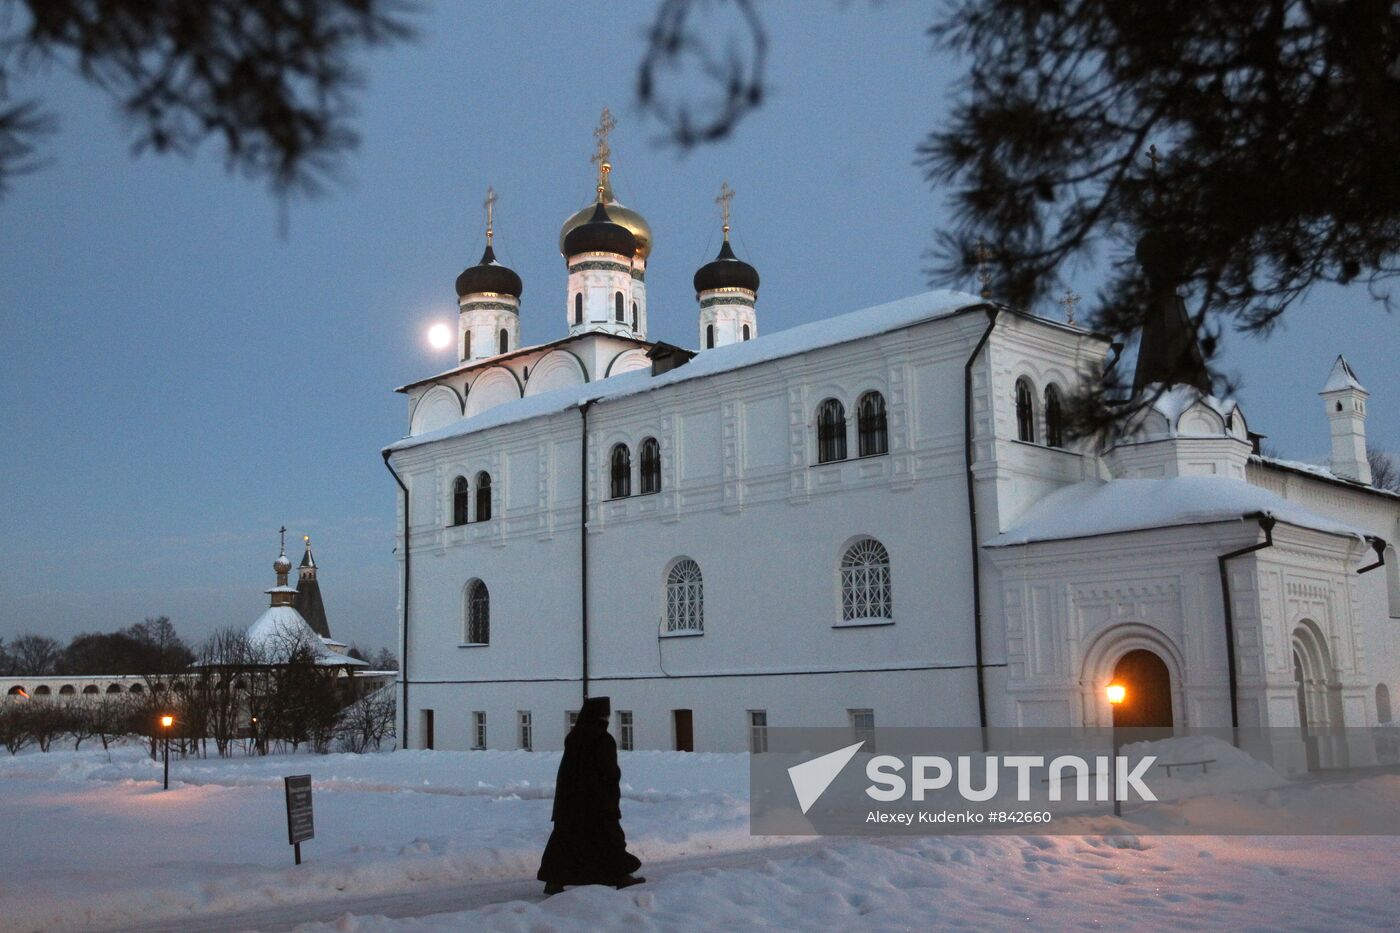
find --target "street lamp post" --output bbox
[1106,683,1126,816]
[160,714,174,790]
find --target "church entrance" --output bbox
[1292,622,1344,769]
[1111,649,1174,729]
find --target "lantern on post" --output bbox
[159,714,174,790]
[1106,683,1126,816]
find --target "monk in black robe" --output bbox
[537,695,644,894]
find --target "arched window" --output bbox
[615,291,625,322]
[128,683,143,694]
[742,324,751,341]
[463,331,471,359]
[1044,385,1065,448]
[105,683,122,694]
[499,329,509,354]
[452,476,469,526]
[59,684,75,695]
[841,538,892,622]
[610,444,631,499]
[632,301,639,331]
[640,437,661,495]
[857,391,888,457]
[665,559,704,634]
[816,398,847,463]
[465,580,490,644]
[1015,378,1036,443]
[475,472,492,521]
[706,324,715,349]
[82,684,99,695]
[574,292,583,325]
[34,685,50,695]
[1379,684,1393,724]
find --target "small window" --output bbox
[465,579,490,645]
[706,324,715,349]
[475,471,492,521]
[748,710,769,754]
[574,293,583,325]
[615,291,625,322]
[857,391,888,457]
[610,443,631,499]
[850,709,875,752]
[567,710,579,731]
[451,476,469,526]
[1015,378,1036,443]
[665,558,704,634]
[841,538,892,622]
[617,710,634,751]
[1377,684,1393,725]
[518,710,533,751]
[463,331,471,359]
[499,328,509,354]
[816,398,847,463]
[742,323,751,341]
[639,437,661,495]
[421,709,435,750]
[632,301,639,331]
[472,711,487,749]
[1044,385,1065,448]
[34,685,51,695]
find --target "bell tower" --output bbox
[1320,355,1371,484]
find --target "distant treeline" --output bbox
[0,617,397,676]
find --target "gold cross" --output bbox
[278,525,286,552]
[591,106,617,171]
[1059,289,1080,325]
[975,237,992,299]
[483,186,496,244]
[716,181,735,239]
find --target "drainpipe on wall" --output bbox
[963,305,1000,738]
[1217,512,1276,742]
[579,400,595,702]
[382,450,412,747]
[1357,537,1387,574]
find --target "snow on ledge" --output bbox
[386,290,987,454]
[985,476,1371,548]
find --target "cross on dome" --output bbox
[484,186,496,245]
[716,181,735,240]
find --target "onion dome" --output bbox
[559,170,652,259]
[694,239,760,294]
[563,200,637,258]
[455,243,522,299]
[273,550,292,575]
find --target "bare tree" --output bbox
[23,699,72,752]
[0,701,32,754]
[9,633,62,675]
[1370,449,1400,493]
[336,684,396,753]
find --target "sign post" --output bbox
[283,774,314,865]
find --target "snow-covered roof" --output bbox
[1320,355,1366,394]
[985,476,1371,548]
[1251,454,1400,500]
[246,605,367,667]
[388,290,1003,453]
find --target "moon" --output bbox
[427,323,453,350]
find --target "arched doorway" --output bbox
[1292,621,1344,769]
[1112,649,1174,729]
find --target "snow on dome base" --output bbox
[246,605,366,666]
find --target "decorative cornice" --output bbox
[460,299,519,313]
[568,259,631,275]
[700,291,756,309]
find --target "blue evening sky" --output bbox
[2,3,1395,652]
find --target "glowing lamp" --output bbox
[427,323,453,350]
[160,715,174,729]
[1106,683,1127,706]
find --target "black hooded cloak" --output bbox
[536,696,642,885]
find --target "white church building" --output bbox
[383,125,1400,768]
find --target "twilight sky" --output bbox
[2,3,1396,653]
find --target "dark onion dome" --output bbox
[693,239,760,294]
[455,244,523,299]
[563,201,637,258]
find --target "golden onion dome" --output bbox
[559,167,652,259]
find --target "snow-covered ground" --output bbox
[2,745,1399,932]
